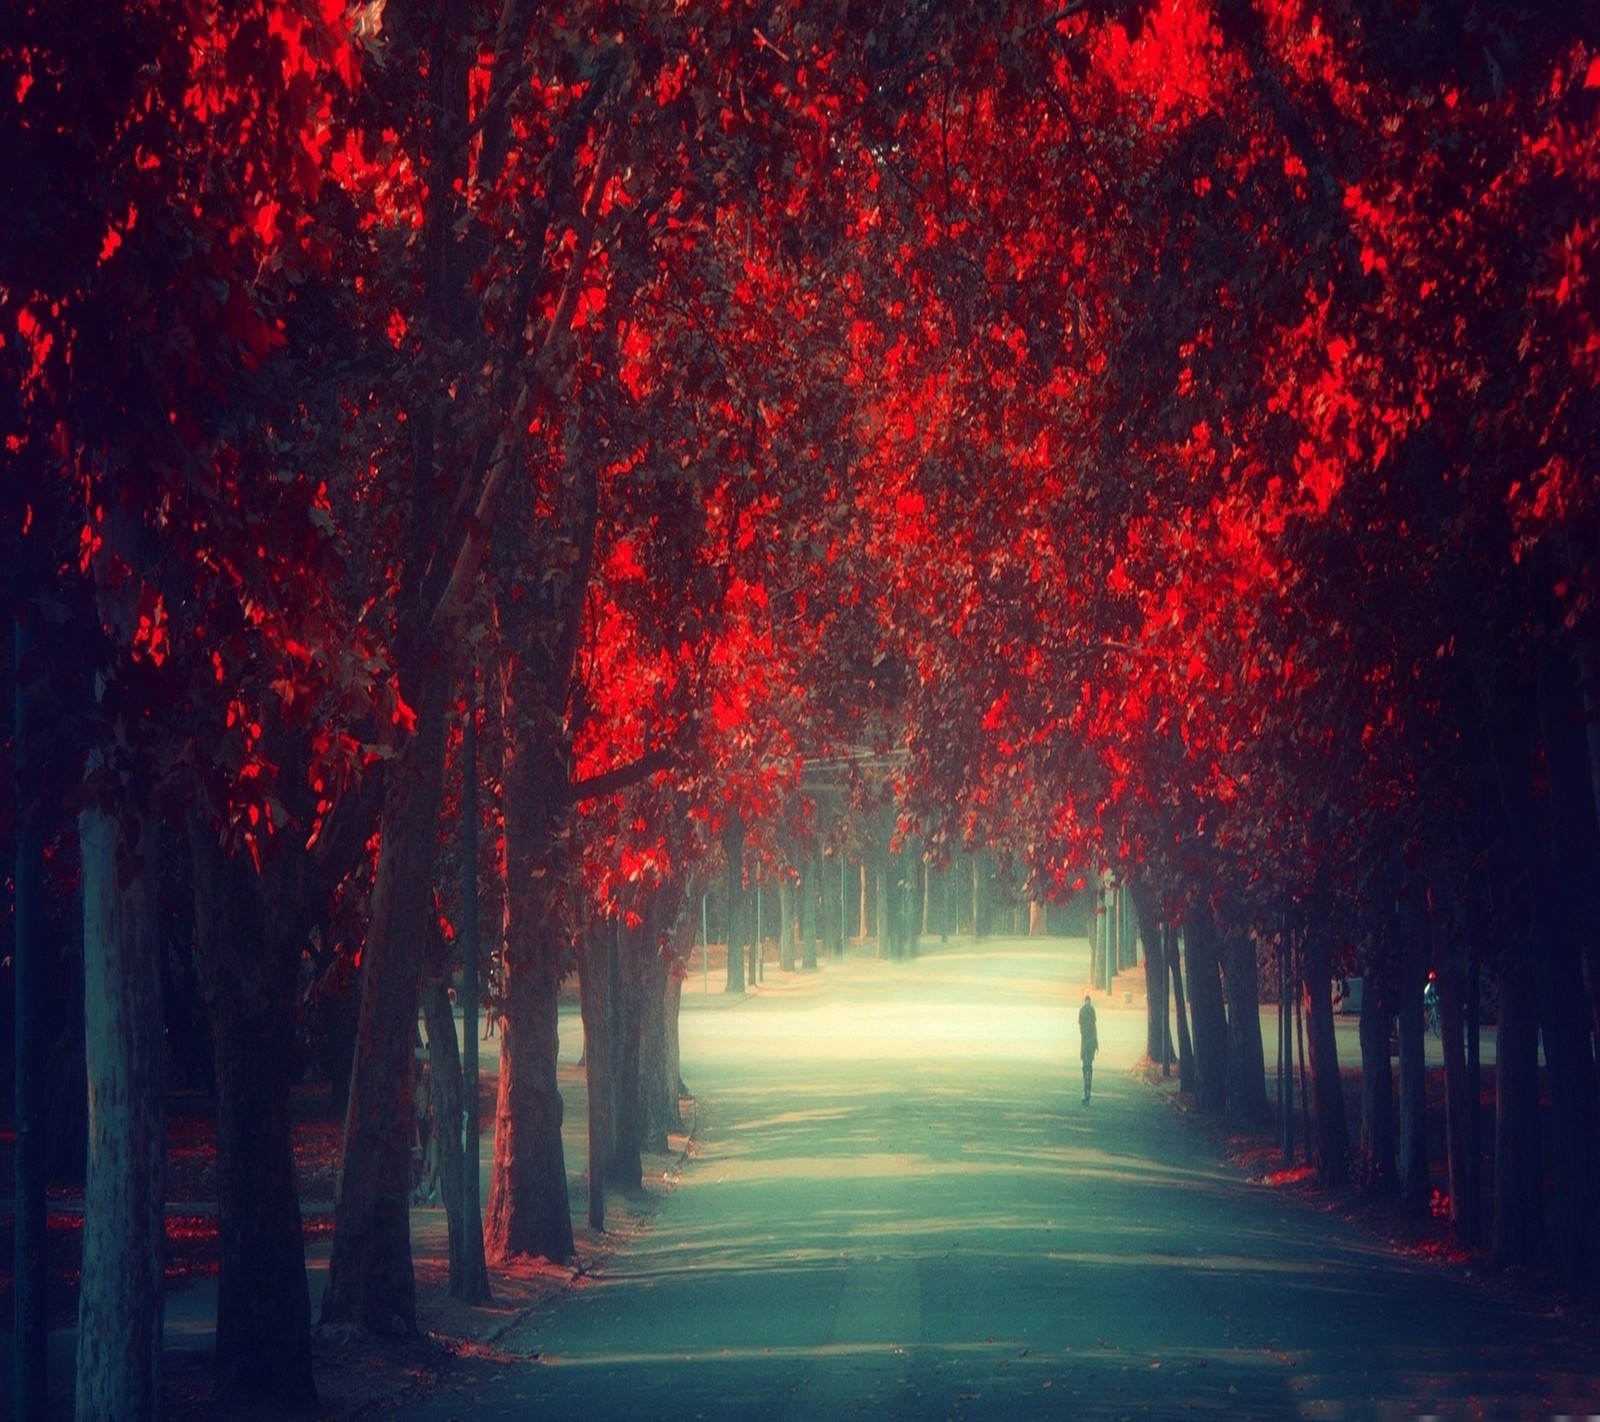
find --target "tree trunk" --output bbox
[1167,924,1194,1095]
[1356,966,1396,1194]
[799,859,819,971]
[422,975,468,1287]
[778,876,795,971]
[1127,878,1170,1064]
[12,606,48,1422]
[665,969,686,1114]
[610,912,646,1191]
[723,818,746,993]
[1183,908,1230,1115]
[454,706,491,1301]
[76,798,165,1422]
[1300,916,1350,1186]
[187,822,315,1407]
[1529,904,1600,1273]
[1431,935,1479,1245]
[577,917,615,1231]
[1395,883,1430,1216]
[485,701,573,1264]
[322,655,449,1336]
[1529,641,1600,1272]
[1219,923,1271,1126]
[638,928,674,1152]
[1492,944,1547,1266]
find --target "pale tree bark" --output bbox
[76,795,165,1422]
[778,876,796,972]
[1167,924,1194,1095]
[723,816,747,993]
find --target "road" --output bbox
[386,938,1594,1422]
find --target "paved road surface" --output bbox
[387,939,1594,1421]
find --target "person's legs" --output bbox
[1082,1058,1092,1102]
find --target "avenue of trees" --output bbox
[5,0,1599,1417]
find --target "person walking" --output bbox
[1078,993,1098,1103]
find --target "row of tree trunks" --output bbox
[579,887,691,1230]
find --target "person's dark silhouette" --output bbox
[1078,994,1098,1103]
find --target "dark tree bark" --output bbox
[1127,877,1171,1066]
[1218,921,1271,1126]
[485,691,574,1264]
[1300,915,1351,1187]
[322,654,449,1334]
[1431,932,1479,1246]
[1529,647,1600,1272]
[12,606,48,1422]
[1395,882,1431,1216]
[1356,964,1396,1194]
[1183,908,1230,1115]
[1492,944,1547,1266]
[187,822,315,1407]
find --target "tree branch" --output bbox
[564,744,676,805]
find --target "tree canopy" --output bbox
[5,0,1600,1411]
